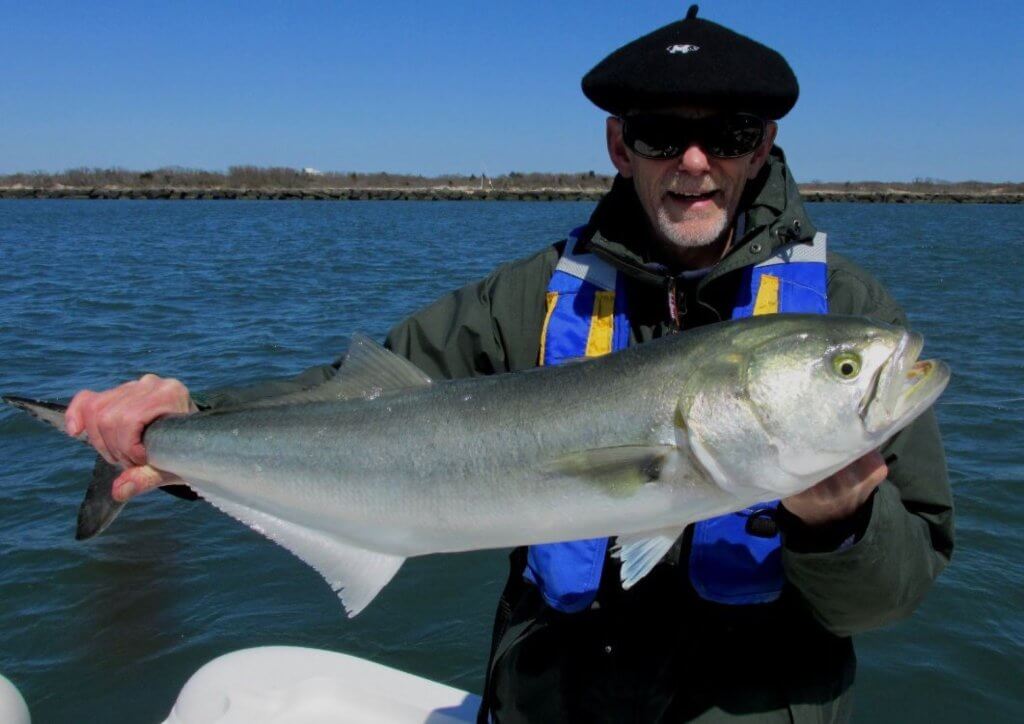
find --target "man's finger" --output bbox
[111,416,148,467]
[127,442,148,467]
[112,465,168,502]
[94,386,148,465]
[854,451,888,489]
[83,413,116,465]
[65,389,96,438]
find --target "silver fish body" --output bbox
[148,331,724,555]
[5,314,950,615]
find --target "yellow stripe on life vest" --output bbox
[538,291,559,366]
[585,291,616,357]
[753,274,780,316]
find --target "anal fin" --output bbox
[612,527,685,589]
[199,489,404,617]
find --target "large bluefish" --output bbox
[5,314,948,616]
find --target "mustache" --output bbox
[663,177,721,195]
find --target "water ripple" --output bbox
[1,200,1021,722]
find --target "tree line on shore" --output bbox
[0,167,613,191]
[1,167,1020,195]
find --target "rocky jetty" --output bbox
[1,186,1021,203]
[798,189,1023,204]
[0,186,606,202]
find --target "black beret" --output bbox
[582,5,798,119]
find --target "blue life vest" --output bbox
[525,226,828,612]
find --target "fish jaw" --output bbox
[862,331,950,437]
[678,318,950,500]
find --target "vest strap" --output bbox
[688,232,828,604]
[524,228,626,612]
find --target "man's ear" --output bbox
[606,117,634,178]
[747,121,778,180]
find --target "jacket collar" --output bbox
[581,146,818,290]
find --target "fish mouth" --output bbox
[861,331,950,435]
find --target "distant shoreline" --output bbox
[2,167,1020,203]
[2,186,1022,204]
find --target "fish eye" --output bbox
[832,352,862,379]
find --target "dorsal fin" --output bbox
[242,334,433,408]
[337,333,433,396]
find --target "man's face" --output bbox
[606,108,777,265]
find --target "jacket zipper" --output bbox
[666,277,684,332]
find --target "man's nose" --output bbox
[676,143,712,175]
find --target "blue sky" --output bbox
[1,0,1021,181]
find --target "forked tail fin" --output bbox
[76,457,125,539]
[3,395,73,434]
[3,395,125,539]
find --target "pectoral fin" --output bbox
[612,527,685,588]
[198,488,404,617]
[546,445,676,496]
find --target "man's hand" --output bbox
[65,374,197,502]
[781,451,888,527]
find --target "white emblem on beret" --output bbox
[667,44,700,54]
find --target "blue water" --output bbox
[1,200,1021,722]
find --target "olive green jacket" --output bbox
[197,149,953,722]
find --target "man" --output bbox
[64,7,953,722]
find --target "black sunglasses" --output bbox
[621,113,767,160]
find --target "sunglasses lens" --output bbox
[623,114,765,159]
[705,115,765,158]
[623,117,682,159]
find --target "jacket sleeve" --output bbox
[780,252,955,636]
[384,246,556,378]
[192,361,341,410]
